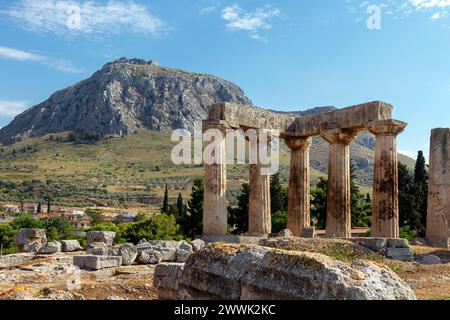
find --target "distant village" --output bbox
[0,202,139,230]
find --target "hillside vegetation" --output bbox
[0,130,415,212]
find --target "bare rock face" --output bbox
[0,58,252,145]
[177,244,416,300]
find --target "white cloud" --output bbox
[0,45,83,74]
[3,0,165,36]
[221,4,281,40]
[0,100,29,117]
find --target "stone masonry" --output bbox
[427,128,450,248]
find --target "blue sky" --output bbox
[1,0,450,159]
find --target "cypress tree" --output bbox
[414,151,427,183]
[228,183,250,234]
[270,173,285,213]
[176,193,184,219]
[161,184,169,214]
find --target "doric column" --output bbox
[285,136,312,237]
[369,120,407,238]
[321,129,357,238]
[202,121,229,236]
[247,131,272,236]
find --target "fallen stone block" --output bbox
[40,241,62,254]
[73,255,122,270]
[387,239,410,248]
[137,249,163,265]
[117,243,138,266]
[276,229,293,238]
[61,240,83,252]
[177,243,416,300]
[178,240,193,253]
[86,231,116,247]
[176,249,192,263]
[137,244,177,262]
[0,253,34,269]
[385,248,413,262]
[16,229,46,245]
[153,263,185,300]
[86,242,109,255]
[23,240,45,253]
[191,239,205,252]
[422,255,442,265]
[351,238,388,251]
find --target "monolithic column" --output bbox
[285,136,312,237]
[369,120,407,238]
[321,129,357,238]
[202,121,229,236]
[247,132,272,236]
[426,128,450,248]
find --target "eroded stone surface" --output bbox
[427,128,450,248]
[177,244,416,300]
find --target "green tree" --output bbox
[85,208,103,225]
[350,162,372,228]
[414,151,427,184]
[182,178,204,238]
[176,193,184,219]
[161,184,169,214]
[42,217,72,241]
[122,214,182,243]
[310,178,327,229]
[11,213,44,230]
[0,224,16,255]
[270,173,286,214]
[228,183,249,235]
[271,211,287,234]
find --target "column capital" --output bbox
[368,119,407,136]
[202,120,230,133]
[285,136,312,150]
[320,129,357,145]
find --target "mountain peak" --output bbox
[0,59,252,145]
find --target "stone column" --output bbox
[321,129,357,238]
[285,136,312,237]
[426,128,450,248]
[369,120,407,238]
[247,133,271,236]
[202,121,229,236]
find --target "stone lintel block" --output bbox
[208,103,295,134]
[154,262,185,277]
[287,101,393,137]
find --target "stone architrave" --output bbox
[427,128,450,248]
[368,120,407,238]
[321,129,357,238]
[285,136,312,237]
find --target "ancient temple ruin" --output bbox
[427,128,450,248]
[202,101,407,239]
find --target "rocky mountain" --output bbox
[0,58,252,145]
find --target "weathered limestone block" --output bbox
[276,229,293,238]
[15,228,47,253]
[191,239,206,252]
[86,231,116,247]
[203,121,228,236]
[285,137,311,237]
[427,128,450,248]
[137,249,163,264]
[136,241,177,262]
[208,102,295,134]
[350,238,412,261]
[61,240,83,252]
[0,253,34,269]
[176,250,192,263]
[73,255,122,270]
[178,240,193,253]
[369,120,407,238]
[422,255,442,265]
[153,263,185,300]
[117,243,138,266]
[40,241,62,254]
[321,129,357,238]
[177,244,416,300]
[87,242,110,255]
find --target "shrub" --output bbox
[122,214,182,244]
[400,226,417,241]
